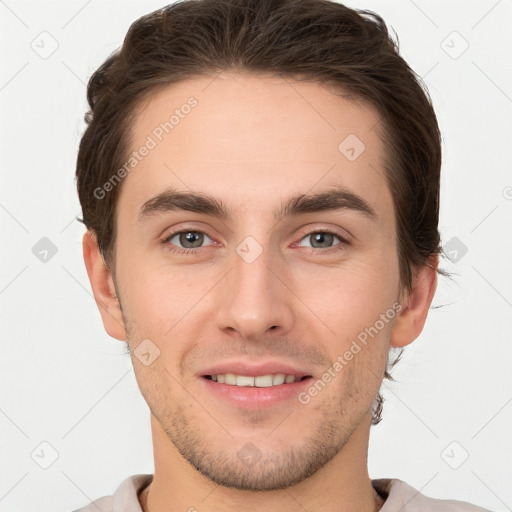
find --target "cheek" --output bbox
[294,255,399,331]
[119,267,213,374]
[289,257,399,395]
[130,279,185,338]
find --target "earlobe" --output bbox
[82,230,127,341]
[390,253,439,348]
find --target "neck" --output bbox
[139,411,385,512]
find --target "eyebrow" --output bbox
[137,185,378,224]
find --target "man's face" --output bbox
[111,72,402,490]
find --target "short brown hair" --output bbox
[76,0,444,425]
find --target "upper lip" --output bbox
[199,361,313,378]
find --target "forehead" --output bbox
[118,72,392,224]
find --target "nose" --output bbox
[215,242,294,341]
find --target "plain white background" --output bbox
[1,0,511,511]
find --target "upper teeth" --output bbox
[211,373,298,387]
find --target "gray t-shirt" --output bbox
[72,474,493,511]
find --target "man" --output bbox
[74,0,491,510]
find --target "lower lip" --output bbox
[200,376,313,409]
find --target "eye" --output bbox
[161,227,349,256]
[297,229,348,252]
[162,229,214,254]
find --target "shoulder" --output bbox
[72,495,113,512]
[72,474,153,512]
[373,478,494,512]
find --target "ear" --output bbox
[82,230,127,341]
[390,253,439,348]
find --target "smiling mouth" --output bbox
[203,374,312,387]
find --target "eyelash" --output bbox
[160,227,350,256]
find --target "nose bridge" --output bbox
[215,236,293,338]
[234,239,275,298]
